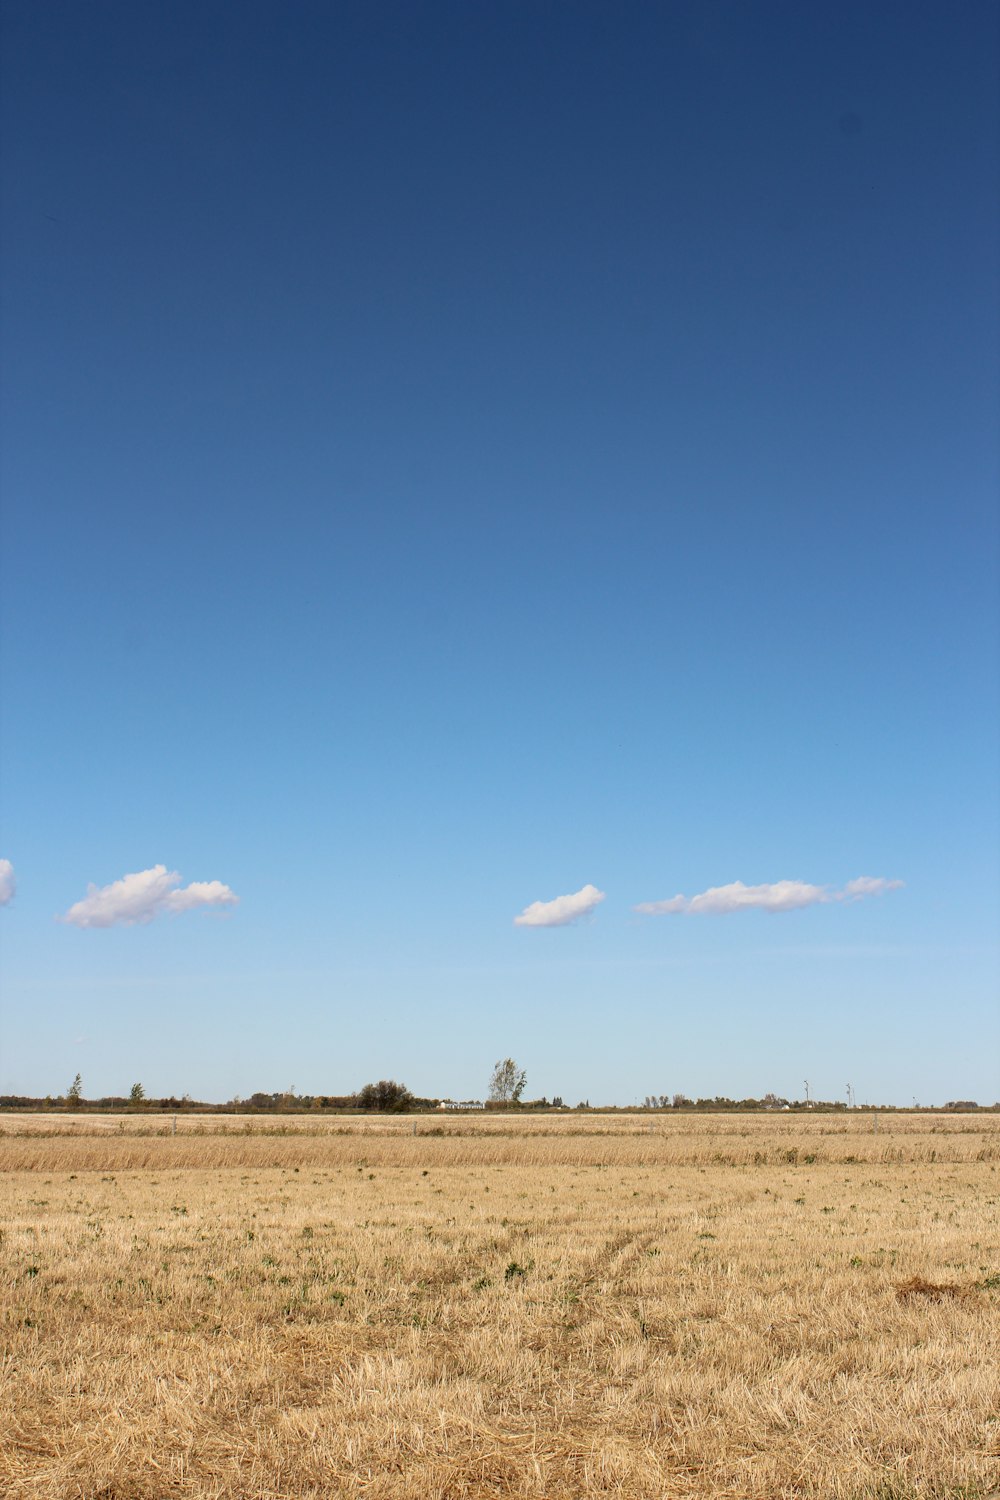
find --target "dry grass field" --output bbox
[2,1113,997,1500]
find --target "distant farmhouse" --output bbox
[437,1099,485,1110]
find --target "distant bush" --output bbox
[355,1080,414,1113]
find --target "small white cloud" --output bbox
[0,859,14,906]
[636,875,903,916]
[839,876,904,901]
[514,883,606,928]
[165,879,239,914]
[61,864,238,929]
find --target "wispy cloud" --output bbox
[840,876,904,901]
[0,859,14,906]
[61,864,239,929]
[635,876,903,916]
[514,883,606,928]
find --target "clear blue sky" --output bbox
[1,0,997,1106]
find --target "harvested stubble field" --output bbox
[1,1114,997,1500]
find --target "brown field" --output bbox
[1,1113,997,1499]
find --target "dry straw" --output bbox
[2,1112,998,1498]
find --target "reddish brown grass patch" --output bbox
[895,1274,976,1302]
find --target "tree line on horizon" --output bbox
[0,1070,991,1115]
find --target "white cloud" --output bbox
[0,859,14,906]
[61,864,239,929]
[635,875,903,916]
[164,879,240,914]
[840,876,904,901]
[514,883,606,928]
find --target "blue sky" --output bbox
[1,0,997,1106]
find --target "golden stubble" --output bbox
[2,1113,998,1500]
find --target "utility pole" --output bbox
[804,1079,810,1105]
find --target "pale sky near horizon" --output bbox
[1,0,998,1106]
